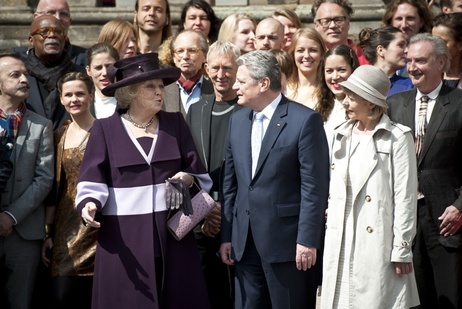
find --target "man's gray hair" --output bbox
[410,33,450,72]
[207,41,241,63]
[236,50,281,91]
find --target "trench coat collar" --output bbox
[333,114,392,201]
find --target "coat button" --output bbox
[366,226,373,233]
[249,186,253,191]
[401,241,409,247]
[246,210,250,215]
[331,163,335,170]
[365,195,371,202]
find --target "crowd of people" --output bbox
[0,0,462,308]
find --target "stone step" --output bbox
[0,3,386,50]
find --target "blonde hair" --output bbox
[98,19,137,54]
[287,28,326,95]
[272,8,303,29]
[218,13,256,43]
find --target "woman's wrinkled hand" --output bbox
[82,202,100,228]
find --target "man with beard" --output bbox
[0,52,54,309]
[186,41,242,309]
[254,18,285,51]
[134,0,172,54]
[25,15,84,130]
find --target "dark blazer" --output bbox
[221,95,330,263]
[186,94,243,177]
[163,78,214,118]
[25,75,71,130]
[387,85,462,248]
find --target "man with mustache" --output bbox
[0,52,54,309]
[387,33,462,309]
[13,0,88,69]
[25,15,84,130]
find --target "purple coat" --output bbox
[76,110,212,309]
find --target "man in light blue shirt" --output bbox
[164,30,214,116]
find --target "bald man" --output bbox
[12,0,87,68]
[254,17,286,50]
[25,15,85,130]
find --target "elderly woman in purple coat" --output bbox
[75,53,212,309]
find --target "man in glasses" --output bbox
[24,15,85,131]
[164,30,213,116]
[13,0,87,68]
[311,0,369,64]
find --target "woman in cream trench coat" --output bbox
[320,65,420,309]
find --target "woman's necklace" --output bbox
[124,110,156,133]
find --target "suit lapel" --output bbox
[241,109,254,182]
[13,112,31,163]
[199,96,214,168]
[400,89,417,134]
[252,99,287,181]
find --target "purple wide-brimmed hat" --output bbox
[102,53,181,97]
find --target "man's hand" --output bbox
[201,202,221,237]
[438,205,462,237]
[219,242,234,265]
[296,244,317,271]
[0,212,14,237]
[41,238,53,267]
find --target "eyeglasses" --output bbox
[173,47,202,57]
[30,27,65,38]
[315,16,348,28]
[36,10,71,21]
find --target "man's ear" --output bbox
[259,77,270,92]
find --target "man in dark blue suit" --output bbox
[219,50,329,308]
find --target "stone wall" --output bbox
[0,0,386,50]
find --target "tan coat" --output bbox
[321,114,420,309]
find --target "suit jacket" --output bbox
[387,85,462,248]
[221,95,330,263]
[163,78,214,118]
[1,109,54,240]
[186,94,243,187]
[25,75,72,131]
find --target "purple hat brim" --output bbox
[101,67,181,97]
